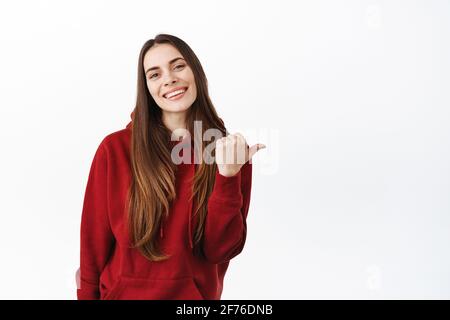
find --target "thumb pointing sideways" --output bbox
[248,143,266,161]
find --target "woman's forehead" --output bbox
[144,44,182,67]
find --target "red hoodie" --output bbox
[77,116,252,300]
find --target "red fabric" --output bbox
[77,118,252,300]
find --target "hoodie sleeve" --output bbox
[203,161,252,264]
[77,142,115,300]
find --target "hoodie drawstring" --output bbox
[188,161,196,249]
[188,204,193,249]
[159,208,193,249]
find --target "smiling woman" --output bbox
[143,44,197,125]
[76,34,263,300]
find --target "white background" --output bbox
[0,0,449,299]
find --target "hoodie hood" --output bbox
[125,108,195,249]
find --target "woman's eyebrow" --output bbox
[145,57,185,74]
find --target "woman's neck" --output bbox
[162,111,188,139]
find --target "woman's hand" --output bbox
[215,133,266,177]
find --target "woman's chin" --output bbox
[162,104,191,113]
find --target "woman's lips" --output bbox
[165,87,188,101]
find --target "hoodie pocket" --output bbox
[102,276,204,300]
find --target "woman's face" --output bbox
[143,43,197,114]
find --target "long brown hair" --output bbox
[126,34,227,261]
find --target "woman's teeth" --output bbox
[165,89,186,99]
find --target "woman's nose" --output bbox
[163,72,179,85]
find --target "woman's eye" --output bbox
[148,65,184,80]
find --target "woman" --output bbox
[76,34,265,300]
